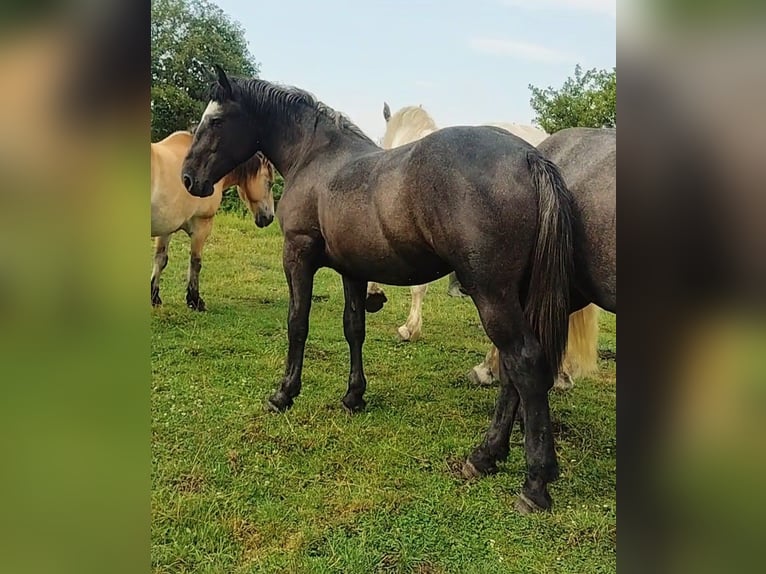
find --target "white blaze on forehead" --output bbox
[202,100,223,120]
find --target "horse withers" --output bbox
[150,130,275,310]
[182,66,576,513]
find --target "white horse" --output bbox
[368,104,601,388]
[151,130,275,311]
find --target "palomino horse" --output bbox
[183,67,576,513]
[150,130,275,310]
[472,128,616,393]
[370,103,601,388]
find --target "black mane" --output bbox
[210,78,375,145]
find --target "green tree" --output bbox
[529,65,616,133]
[151,0,259,140]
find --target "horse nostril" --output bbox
[182,173,193,191]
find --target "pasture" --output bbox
[151,213,616,573]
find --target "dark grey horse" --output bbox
[471,127,616,413]
[181,66,576,513]
[542,127,616,311]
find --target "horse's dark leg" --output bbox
[365,281,388,313]
[267,238,318,412]
[463,356,521,477]
[341,276,368,413]
[465,299,558,513]
[151,235,171,306]
[186,217,213,311]
[447,271,468,298]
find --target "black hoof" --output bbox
[266,391,293,412]
[515,491,551,514]
[151,285,162,306]
[186,292,206,312]
[341,395,366,414]
[365,291,387,313]
[464,450,499,477]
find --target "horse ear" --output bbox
[213,64,232,99]
[383,102,391,122]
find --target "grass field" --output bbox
[151,213,616,573]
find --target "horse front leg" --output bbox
[267,238,318,412]
[186,217,213,311]
[341,276,368,413]
[398,283,428,342]
[150,235,171,306]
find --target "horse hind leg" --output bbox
[464,298,559,513]
[186,217,213,311]
[398,283,428,341]
[151,235,171,306]
[365,281,388,313]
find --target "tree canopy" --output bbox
[151,0,259,140]
[529,65,616,133]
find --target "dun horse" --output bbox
[182,67,576,513]
[151,130,275,310]
[371,104,602,389]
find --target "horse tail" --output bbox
[524,151,576,378]
[562,304,601,379]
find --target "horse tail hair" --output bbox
[562,304,601,379]
[524,150,575,378]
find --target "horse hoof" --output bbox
[462,456,497,479]
[341,395,366,414]
[397,325,420,342]
[461,460,482,480]
[266,391,293,413]
[187,297,206,312]
[514,492,550,515]
[365,292,387,313]
[468,365,495,386]
[554,373,574,391]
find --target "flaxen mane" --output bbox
[210,78,375,144]
[382,106,438,148]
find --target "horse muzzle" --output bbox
[255,211,274,228]
[182,172,214,198]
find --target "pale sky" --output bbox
[212,0,615,141]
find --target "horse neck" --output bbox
[243,97,375,180]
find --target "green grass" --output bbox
[152,213,616,573]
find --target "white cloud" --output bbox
[500,0,616,19]
[469,37,577,63]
